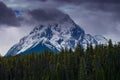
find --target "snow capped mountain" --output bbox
[6,15,107,56]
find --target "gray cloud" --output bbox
[19,0,120,3]
[0,2,19,26]
[23,0,120,4]
[84,3,120,14]
[29,8,68,22]
[3,0,120,12]
[55,0,120,3]
[27,0,47,1]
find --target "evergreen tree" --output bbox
[78,57,87,80]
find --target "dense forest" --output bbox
[0,40,120,80]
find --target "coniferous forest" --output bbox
[0,40,120,80]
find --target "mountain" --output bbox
[6,15,107,56]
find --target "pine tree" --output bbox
[56,63,61,80]
[78,57,87,80]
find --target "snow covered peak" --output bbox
[29,14,85,41]
[6,15,107,56]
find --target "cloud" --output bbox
[22,0,120,4]
[3,0,120,11]
[10,0,120,4]
[29,8,68,23]
[0,2,19,26]
[55,0,120,4]
[2,0,57,9]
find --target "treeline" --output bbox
[0,40,120,80]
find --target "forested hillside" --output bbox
[0,40,120,80]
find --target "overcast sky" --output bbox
[0,0,120,56]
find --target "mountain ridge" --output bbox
[6,15,107,56]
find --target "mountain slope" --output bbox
[6,15,107,56]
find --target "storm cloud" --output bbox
[55,0,120,3]
[29,8,68,22]
[0,2,19,26]
[12,0,120,3]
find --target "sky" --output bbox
[0,0,120,56]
